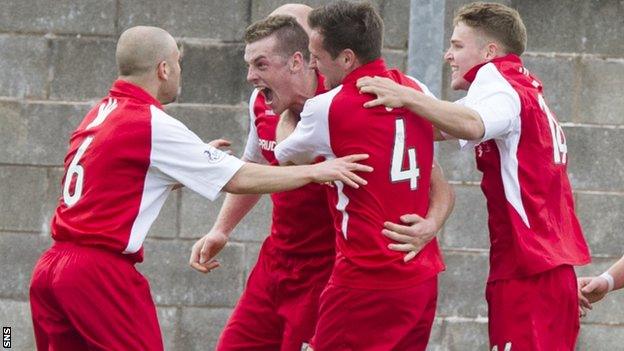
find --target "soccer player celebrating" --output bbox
[28,25,372,351]
[190,4,453,350]
[274,1,453,350]
[191,7,336,351]
[357,2,591,350]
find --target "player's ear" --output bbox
[341,49,356,69]
[289,52,304,73]
[485,42,500,60]
[157,60,169,80]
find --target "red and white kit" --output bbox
[30,80,244,351]
[276,59,444,351]
[217,73,336,351]
[458,54,591,350]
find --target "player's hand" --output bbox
[189,231,228,273]
[580,276,610,304]
[208,138,232,154]
[311,154,373,189]
[577,277,593,317]
[382,214,440,262]
[356,76,413,109]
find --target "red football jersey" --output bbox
[459,54,590,281]
[51,80,244,262]
[276,59,445,289]
[242,73,335,255]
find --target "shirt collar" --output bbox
[315,69,327,95]
[463,53,522,83]
[109,79,164,109]
[341,58,387,85]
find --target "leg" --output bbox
[217,252,283,351]
[30,248,89,351]
[487,265,578,351]
[36,243,163,351]
[277,255,333,351]
[313,276,438,351]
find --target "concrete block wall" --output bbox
[0,0,621,349]
[410,0,624,349]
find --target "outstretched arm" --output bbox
[382,160,455,262]
[357,76,485,140]
[224,154,373,194]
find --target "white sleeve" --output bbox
[242,90,268,164]
[149,105,244,201]
[463,63,521,142]
[274,88,338,165]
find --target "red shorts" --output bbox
[29,242,163,351]
[217,242,334,351]
[312,275,438,351]
[486,264,579,351]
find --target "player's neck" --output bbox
[290,70,318,114]
[118,75,159,101]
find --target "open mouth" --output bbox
[260,87,274,105]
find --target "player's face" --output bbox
[444,22,490,91]
[309,30,345,90]
[244,36,296,115]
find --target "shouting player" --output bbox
[190,3,453,351]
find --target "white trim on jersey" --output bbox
[274,86,342,165]
[457,62,529,227]
[125,169,173,254]
[335,180,350,239]
[274,85,351,238]
[124,106,245,254]
[461,62,521,147]
[242,89,268,164]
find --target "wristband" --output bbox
[600,272,615,292]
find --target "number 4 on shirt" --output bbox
[390,118,419,190]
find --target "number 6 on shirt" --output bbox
[62,98,118,206]
[391,118,419,190]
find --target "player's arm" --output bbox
[189,190,261,273]
[274,94,333,166]
[357,76,519,142]
[578,255,624,310]
[224,155,371,194]
[382,160,455,262]
[189,154,375,273]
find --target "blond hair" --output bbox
[454,2,527,55]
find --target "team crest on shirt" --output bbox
[204,148,226,163]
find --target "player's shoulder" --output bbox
[148,104,192,134]
[301,85,344,117]
[386,69,437,99]
[470,62,520,100]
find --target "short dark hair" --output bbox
[308,1,383,63]
[244,15,310,60]
[454,2,527,55]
